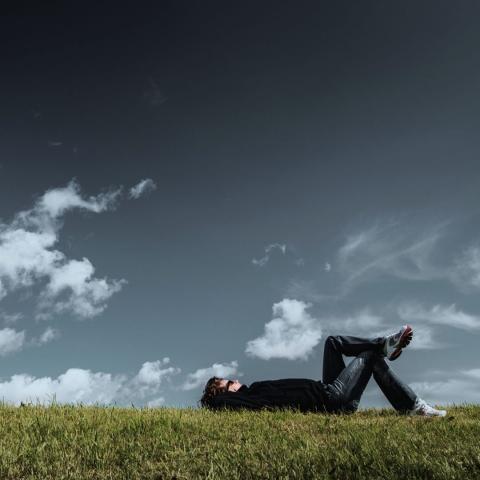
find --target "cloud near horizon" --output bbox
[0,359,181,406]
[410,368,480,405]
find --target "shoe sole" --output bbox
[389,325,413,361]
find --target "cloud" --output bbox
[0,180,125,320]
[31,327,60,346]
[245,299,322,360]
[0,328,25,356]
[38,258,125,318]
[0,326,60,356]
[410,368,480,405]
[252,243,287,267]
[0,369,126,405]
[129,178,157,200]
[406,325,440,350]
[325,309,385,334]
[325,262,331,272]
[0,312,23,325]
[336,219,480,295]
[0,359,181,406]
[320,307,441,350]
[48,141,63,147]
[398,303,480,331]
[284,280,338,303]
[132,357,181,400]
[337,221,445,288]
[134,357,178,385]
[180,361,240,391]
[452,245,480,291]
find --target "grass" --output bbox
[0,404,478,479]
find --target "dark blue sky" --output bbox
[0,2,480,407]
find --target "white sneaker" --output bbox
[384,325,413,360]
[408,397,447,417]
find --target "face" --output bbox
[218,378,243,393]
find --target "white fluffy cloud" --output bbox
[245,299,322,360]
[135,357,178,385]
[0,180,125,320]
[133,358,181,399]
[129,178,157,199]
[0,326,61,357]
[180,361,239,391]
[0,328,25,356]
[0,359,181,406]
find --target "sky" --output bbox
[1,1,480,408]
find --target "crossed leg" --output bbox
[322,335,417,413]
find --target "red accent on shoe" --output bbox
[389,325,413,360]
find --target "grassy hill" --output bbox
[0,404,478,479]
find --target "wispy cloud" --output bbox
[30,327,60,347]
[129,178,157,200]
[398,302,480,331]
[284,280,339,303]
[0,180,125,320]
[0,311,23,325]
[338,221,446,288]
[452,245,480,292]
[322,308,440,350]
[410,368,480,405]
[252,243,286,267]
[0,358,181,406]
[245,299,322,361]
[324,309,386,335]
[180,361,240,391]
[252,243,305,268]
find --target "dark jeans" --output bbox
[322,335,417,413]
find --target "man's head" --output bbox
[199,376,243,407]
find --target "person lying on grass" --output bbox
[200,325,446,417]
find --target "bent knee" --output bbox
[358,350,381,359]
[325,335,341,345]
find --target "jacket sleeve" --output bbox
[205,392,274,411]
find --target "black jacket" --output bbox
[205,378,331,412]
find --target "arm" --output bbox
[205,392,274,411]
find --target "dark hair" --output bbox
[199,376,225,407]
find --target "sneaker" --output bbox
[408,397,447,417]
[383,324,413,360]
